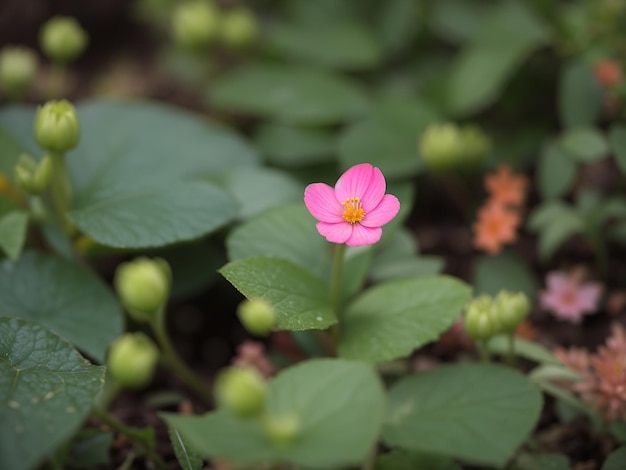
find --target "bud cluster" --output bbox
[464,291,530,341]
[419,123,491,172]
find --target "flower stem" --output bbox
[92,408,167,470]
[478,340,491,363]
[49,151,74,234]
[507,333,517,367]
[150,308,214,406]
[330,243,347,320]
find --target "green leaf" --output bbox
[538,141,578,199]
[559,61,603,129]
[473,251,538,299]
[68,431,113,468]
[430,0,486,43]
[339,97,441,179]
[376,0,420,55]
[219,256,336,331]
[69,182,236,249]
[0,251,124,362]
[209,64,370,125]
[445,0,548,115]
[488,335,560,364]
[163,358,386,469]
[0,101,257,248]
[254,123,336,168]
[609,124,626,174]
[516,452,570,470]
[383,363,543,467]
[528,202,584,260]
[265,21,382,70]
[167,425,203,470]
[339,275,471,362]
[376,450,461,470]
[603,446,626,470]
[0,317,106,470]
[0,210,28,260]
[560,128,608,163]
[216,167,303,221]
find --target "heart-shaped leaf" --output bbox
[0,317,105,470]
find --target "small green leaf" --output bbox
[383,363,543,467]
[445,0,548,115]
[560,128,608,163]
[68,432,113,468]
[538,142,578,200]
[609,124,626,174]
[339,97,440,179]
[0,210,28,260]
[0,317,106,470]
[603,446,626,470]
[167,425,203,470]
[559,61,603,129]
[209,64,370,125]
[254,123,336,168]
[473,251,538,299]
[339,275,471,362]
[163,358,385,469]
[69,182,236,249]
[376,0,420,55]
[516,452,570,470]
[265,21,382,70]
[220,256,336,331]
[0,251,124,362]
[430,0,486,43]
[488,335,560,364]
[528,202,584,260]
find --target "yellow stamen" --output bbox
[342,197,365,224]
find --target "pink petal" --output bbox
[335,164,386,210]
[346,224,382,246]
[577,284,601,312]
[316,221,353,244]
[546,272,571,292]
[304,183,343,223]
[361,194,400,228]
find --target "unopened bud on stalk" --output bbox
[237,298,276,336]
[464,295,498,341]
[493,290,530,333]
[171,0,220,50]
[14,153,53,195]
[219,8,258,49]
[262,413,301,448]
[40,16,88,64]
[107,332,159,389]
[215,366,267,419]
[34,100,80,153]
[114,257,171,323]
[419,123,490,172]
[0,46,38,96]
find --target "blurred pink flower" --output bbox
[231,341,276,378]
[304,163,400,246]
[540,271,602,323]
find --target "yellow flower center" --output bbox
[342,197,365,224]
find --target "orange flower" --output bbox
[484,165,528,208]
[594,59,623,88]
[472,202,520,254]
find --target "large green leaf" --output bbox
[265,21,382,70]
[209,64,370,125]
[219,256,336,331]
[0,251,124,362]
[167,425,203,470]
[253,123,336,168]
[0,101,257,248]
[383,363,543,467]
[377,450,461,470]
[445,0,548,116]
[0,317,105,470]
[0,210,28,260]
[339,97,441,180]
[558,61,603,129]
[163,358,385,469]
[339,275,471,362]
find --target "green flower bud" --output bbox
[0,46,38,95]
[237,298,276,336]
[419,123,462,172]
[39,16,88,64]
[215,366,267,419]
[14,153,53,195]
[262,413,301,448]
[107,332,160,389]
[458,125,491,167]
[171,0,220,50]
[219,8,259,49]
[34,100,80,153]
[464,295,498,341]
[493,290,530,332]
[114,257,171,322]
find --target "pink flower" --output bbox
[540,271,602,323]
[304,163,400,246]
